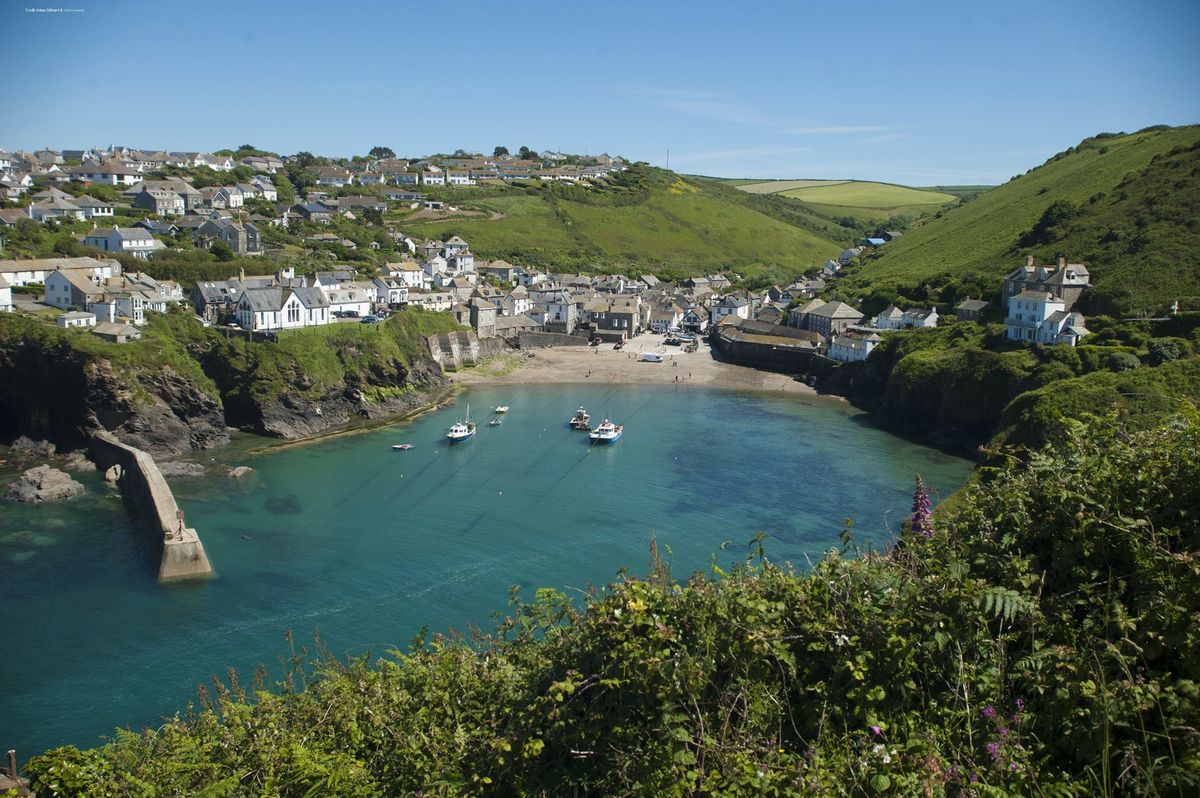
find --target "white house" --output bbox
[874,305,939,330]
[0,275,14,312]
[56,310,97,328]
[712,295,751,324]
[372,276,410,306]
[446,171,474,186]
[1005,290,1091,346]
[29,196,87,222]
[829,330,882,362]
[235,286,331,331]
[385,261,431,290]
[74,195,116,220]
[0,256,120,288]
[69,161,144,185]
[83,227,165,259]
[421,170,445,186]
[405,291,454,311]
[446,250,475,273]
[325,287,374,317]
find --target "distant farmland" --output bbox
[731,179,960,223]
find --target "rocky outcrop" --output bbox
[0,336,228,457]
[226,465,253,479]
[5,465,86,503]
[252,360,449,440]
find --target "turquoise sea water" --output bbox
[1,384,972,758]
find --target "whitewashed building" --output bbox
[83,227,165,259]
[57,311,97,328]
[829,330,882,362]
[1005,290,1090,346]
[235,286,331,331]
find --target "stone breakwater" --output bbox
[89,431,212,582]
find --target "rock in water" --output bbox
[227,466,253,479]
[60,450,97,472]
[5,465,86,503]
[158,461,208,478]
[104,465,122,484]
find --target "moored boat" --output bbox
[494,405,509,413]
[392,444,413,450]
[589,419,623,444]
[446,404,476,444]
[568,406,591,430]
[489,418,502,426]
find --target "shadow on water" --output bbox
[264,494,303,515]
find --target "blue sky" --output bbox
[5,0,1198,184]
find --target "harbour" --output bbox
[0,383,972,757]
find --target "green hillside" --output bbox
[401,166,849,279]
[838,125,1200,315]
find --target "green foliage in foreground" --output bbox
[21,417,1200,796]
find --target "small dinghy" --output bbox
[392,444,413,450]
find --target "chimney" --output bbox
[1057,257,1066,268]
[1025,255,1034,268]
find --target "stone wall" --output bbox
[90,431,213,582]
[425,331,507,370]
[518,331,592,349]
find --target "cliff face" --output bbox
[235,358,449,439]
[0,336,228,456]
[0,310,466,453]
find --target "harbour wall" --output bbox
[89,431,213,582]
[712,329,834,375]
[518,331,590,349]
[425,331,507,370]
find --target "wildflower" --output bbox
[911,475,933,537]
[986,742,1001,760]
[969,772,979,783]
[1014,698,1025,711]
[1009,763,1020,772]
[982,705,996,718]
[999,727,1009,737]
[870,725,882,737]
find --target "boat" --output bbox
[446,404,476,444]
[489,418,503,426]
[589,419,623,444]
[494,405,509,413]
[568,406,591,430]
[392,444,413,450]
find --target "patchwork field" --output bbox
[735,179,850,194]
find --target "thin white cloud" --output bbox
[662,99,772,126]
[858,132,907,144]
[787,125,890,135]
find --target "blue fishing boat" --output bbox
[589,419,623,444]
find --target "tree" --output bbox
[292,151,316,168]
[518,146,539,160]
[362,207,384,226]
[210,241,234,262]
[493,146,509,158]
[369,146,396,160]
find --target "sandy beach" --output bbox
[451,331,818,395]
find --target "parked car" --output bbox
[361,315,380,324]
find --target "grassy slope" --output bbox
[403,166,847,277]
[839,125,1200,314]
